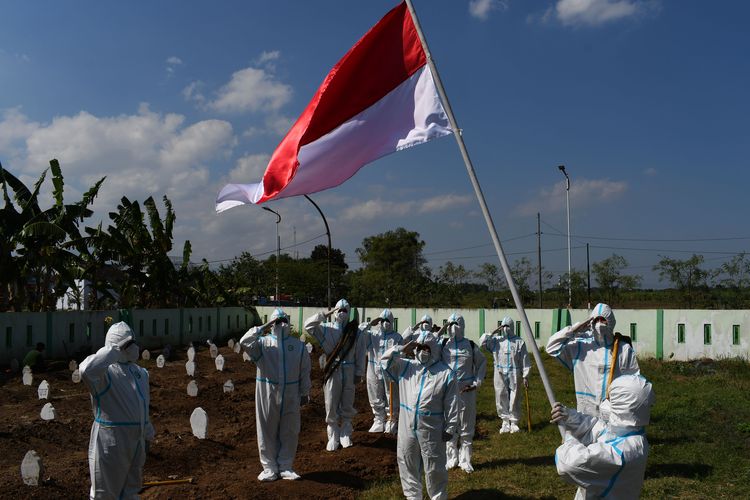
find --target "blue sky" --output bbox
[2,0,749,289]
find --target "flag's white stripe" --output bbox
[215,66,451,212]
[275,66,451,200]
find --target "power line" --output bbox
[205,232,328,264]
[423,232,536,256]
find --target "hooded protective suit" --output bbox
[554,374,655,499]
[440,313,486,472]
[80,322,154,499]
[402,314,439,345]
[304,299,366,451]
[480,316,531,432]
[381,337,458,500]
[360,309,403,433]
[546,304,640,417]
[240,308,312,481]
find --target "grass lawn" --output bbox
[360,355,750,499]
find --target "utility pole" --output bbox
[262,206,281,306]
[586,243,591,310]
[537,212,542,308]
[558,165,572,309]
[304,195,332,308]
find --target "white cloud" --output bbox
[257,51,280,65]
[469,0,509,21]
[643,167,657,176]
[340,193,473,221]
[166,56,182,66]
[229,153,270,183]
[514,178,628,216]
[208,67,292,114]
[551,0,655,27]
[0,108,39,154]
[182,81,205,104]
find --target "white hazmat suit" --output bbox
[80,322,154,500]
[441,313,486,473]
[304,299,366,451]
[480,316,531,433]
[546,303,640,417]
[240,308,312,481]
[553,374,655,499]
[381,338,458,500]
[402,314,439,345]
[360,309,403,434]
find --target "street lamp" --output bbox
[262,206,281,306]
[304,195,332,309]
[558,165,572,309]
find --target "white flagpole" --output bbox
[404,0,562,435]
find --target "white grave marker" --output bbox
[209,343,218,359]
[23,365,32,373]
[21,450,43,486]
[190,407,208,439]
[40,403,56,421]
[156,355,165,368]
[233,342,241,354]
[185,360,195,377]
[242,351,251,362]
[223,380,234,393]
[306,342,313,354]
[22,371,33,386]
[68,360,77,372]
[37,380,50,400]
[10,358,19,373]
[187,380,198,397]
[72,369,82,384]
[141,349,151,361]
[187,346,196,361]
[227,339,235,349]
[215,354,225,372]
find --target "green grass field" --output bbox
[360,356,750,499]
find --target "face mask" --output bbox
[272,323,285,336]
[599,399,612,422]
[594,322,608,337]
[336,311,348,324]
[416,350,430,365]
[125,343,139,363]
[381,320,391,331]
[448,325,459,337]
[501,326,511,336]
[420,323,431,332]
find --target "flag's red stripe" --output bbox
[259,1,425,203]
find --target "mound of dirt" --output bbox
[0,343,398,498]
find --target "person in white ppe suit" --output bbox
[551,374,655,499]
[480,316,531,434]
[546,303,639,417]
[240,308,312,482]
[440,313,486,473]
[402,314,439,345]
[80,321,154,499]
[381,337,458,500]
[360,309,403,434]
[304,298,366,451]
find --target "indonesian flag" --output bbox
[215,1,452,212]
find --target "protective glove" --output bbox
[550,402,569,424]
[368,318,380,327]
[116,337,134,351]
[441,431,453,442]
[523,378,529,389]
[461,382,477,393]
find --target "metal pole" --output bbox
[586,242,591,310]
[262,206,281,306]
[405,0,561,433]
[304,195,332,309]
[558,165,572,309]
[537,212,542,308]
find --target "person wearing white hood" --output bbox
[546,303,640,418]
[240,308,311,482]
[381,337,458,500]
[480,316,532,434]
[551,374,655,499]
[304,298,366,451]
[402,314,439,345]
[440,313,486,473]
[361,309,403,434]
[79,321,154,499]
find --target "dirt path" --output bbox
[0,344,398,499]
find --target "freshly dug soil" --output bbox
[0,343,398,498]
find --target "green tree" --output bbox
[592,254,642,305]
[653,254,709,308]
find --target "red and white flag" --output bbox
[216,1,452,212]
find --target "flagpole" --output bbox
[404,0,561,433]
